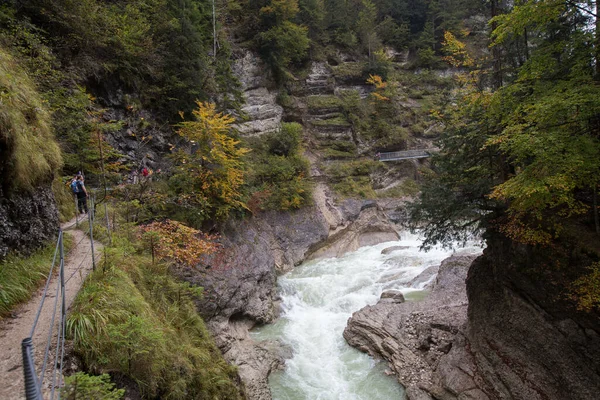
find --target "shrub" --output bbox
[245,123,312,211]
[62,373,124,400]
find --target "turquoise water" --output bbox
[252,232,481,400]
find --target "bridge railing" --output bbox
[378,148,437,161]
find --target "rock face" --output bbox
[173,188,400,399]
[233,51,283,136]
[465,233,600,400]
[0,186,59,258]
[344,254,482,400]
[345,232,600,400]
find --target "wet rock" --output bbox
[173,185,401,399]
[408,265,439,289]
[381,245,410,254]
[344,254,481,399]
[380,290,405,303]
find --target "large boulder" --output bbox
[344,254,482,399]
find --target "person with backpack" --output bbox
[74,175,88,214]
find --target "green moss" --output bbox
[322,148,355,159]
[326,159,382,180]
[0,235,73,318]
[333,176,376,198]
[0,46,62,191]
[53,178,77,222]
[311,116,351,127]
[331,62,367,80]
[306,95,342,110]
[62,373,124,399]
[378,179,420,198]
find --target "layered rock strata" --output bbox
[344,254,484,400]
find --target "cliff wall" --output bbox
[345,231,600,400]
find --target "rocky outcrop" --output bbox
[344,254,483,400]
[233,51,283,136]
[0,186,59,258]
[345,231,600,400]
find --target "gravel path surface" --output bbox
[0,218,102,399]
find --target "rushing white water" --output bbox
[252,232,482,400]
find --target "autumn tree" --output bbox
[169,102,249,226]
[141,220,220,266]
[410,1,600,248]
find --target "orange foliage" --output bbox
[141,220,220,266]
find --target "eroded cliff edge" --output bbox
[345,232,600,400]
[173,187,402,399]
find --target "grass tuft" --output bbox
[0,235,73,318]
[0,46,62,192]
[67,229,242,399]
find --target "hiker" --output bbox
[75,175,88,214]
[375,152,381,161]
[70,175,78,195]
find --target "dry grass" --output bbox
[0,46,62,191]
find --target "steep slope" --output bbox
[0,46,61,258]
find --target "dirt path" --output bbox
[0,218,102,399]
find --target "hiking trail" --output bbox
[0,217,102,399]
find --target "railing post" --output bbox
[59,231,65,319]
[88,198,96,271]
[74,197,79,228]
[104,202,112,246]
[22,337,42,400]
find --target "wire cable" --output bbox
[29,231,62,337]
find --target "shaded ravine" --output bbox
[252,233,481,399]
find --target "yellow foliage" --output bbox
[570,262,600,312]
[175,102,250,221]
[442,31,474,68]
[141,220,219,266]
[366,74,387,90]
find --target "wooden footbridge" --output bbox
[378,148,436,161]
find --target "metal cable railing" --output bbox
[21,192,109,399]
[378,148,437,161]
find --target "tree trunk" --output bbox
[594,184,599,236]
[491,0,503,89]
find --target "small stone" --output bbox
[381,245,410,254]
[380,290,405,303]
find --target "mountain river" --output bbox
[252,232,482,400]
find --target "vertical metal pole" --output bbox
[59,231,65,319]
[104,202,112,245]
[88,199,96,271]
[74,197,79,228]
[21,338,42,400]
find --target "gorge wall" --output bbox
[0,186,59,258]
[345,231,600,400]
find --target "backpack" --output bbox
[70,180,79,194]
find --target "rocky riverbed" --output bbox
[344,253,487,400]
